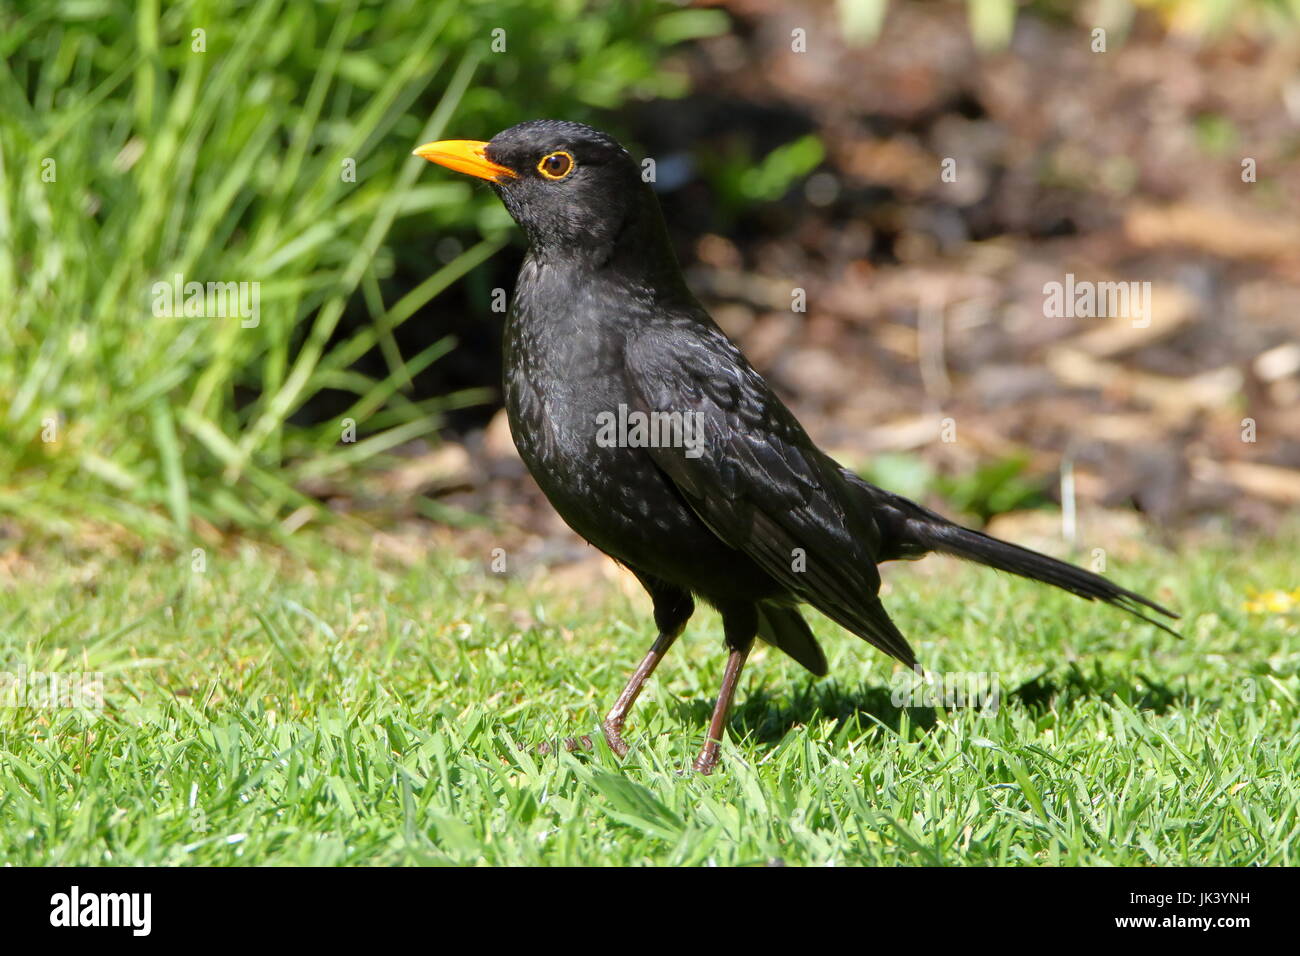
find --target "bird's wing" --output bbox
[622,319,915,667]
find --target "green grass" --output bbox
[1,529,1297,865]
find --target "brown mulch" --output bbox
[326,2,1300,572]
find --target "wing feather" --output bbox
[623,322,916,667]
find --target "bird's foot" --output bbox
[692,744,720,775]
[532,736,593,756]
[601,718,630,758]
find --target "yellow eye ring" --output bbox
[537,150,575,180]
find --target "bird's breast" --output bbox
[501,271,697,553]
[502,261,642,465]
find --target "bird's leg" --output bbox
[602,630,678,758]
[693,636,754,775]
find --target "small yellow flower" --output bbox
[1242,588,1300,615]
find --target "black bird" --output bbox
[414,120,1178,773]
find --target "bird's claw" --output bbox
[601,719,630,758]
[692,750,719,775]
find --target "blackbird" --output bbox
[414,120,1177,773]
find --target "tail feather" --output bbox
[903,518,1180,636]
[837,468,1179,635]
[756,604,829,676]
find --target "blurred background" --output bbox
[2,0,1298,570]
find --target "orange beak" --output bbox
[412,139,516,182]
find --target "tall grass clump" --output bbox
[0,0,725,542]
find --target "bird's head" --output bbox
[414,119,668,265]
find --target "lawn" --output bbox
[1,528,1296,865]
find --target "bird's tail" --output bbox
[756,604,829,676]
[840,467,1182,634]
[899,513,1180,634]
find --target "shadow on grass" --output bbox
[678,682,940,745]
[673,661,1195,747]
[1009,661,1193,716]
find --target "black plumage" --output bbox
[415,120,1178,772]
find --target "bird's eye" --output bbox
[537,150,575,180]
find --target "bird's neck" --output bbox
[524,196,692,304]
